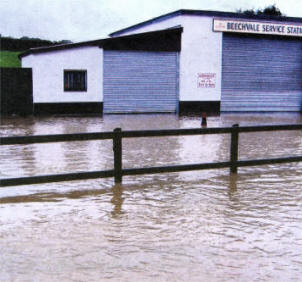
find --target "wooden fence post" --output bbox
[113,128,122,184]
[230,124,239,174]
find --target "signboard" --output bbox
[213,19,302,37]
[197,73,216,88]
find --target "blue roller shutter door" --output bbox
[221,34,302,111]
[103,51,179,113]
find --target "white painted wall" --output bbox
[180,15,222,101]
[22,46,103,103]
[22,14,222,104]
[113,14,222,102]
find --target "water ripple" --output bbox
[1,113,302,281]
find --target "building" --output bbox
[20,9,302,114]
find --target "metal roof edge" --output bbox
[19,27,183,59]
[109,10,182,37]
[18,39,104,59]
[109,9,302,37]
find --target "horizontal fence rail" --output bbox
[0,131,114,145]
[1,124,302,187]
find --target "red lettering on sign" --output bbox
[197,73,216,88]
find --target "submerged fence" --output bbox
[1,124,302,187]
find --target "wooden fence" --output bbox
[1,124,302,187]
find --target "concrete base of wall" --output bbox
[34,103,103,115]
[32,101,221,115]
[179,101,220,115]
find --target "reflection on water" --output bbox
[1,113,302,281]
[111,184,124,218]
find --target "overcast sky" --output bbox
[1,0,301,42]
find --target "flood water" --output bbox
[1,113,302,281]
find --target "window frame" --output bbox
[64,69,87,92]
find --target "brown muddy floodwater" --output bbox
[1,113,302,281]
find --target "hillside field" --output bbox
[0,51,21,67]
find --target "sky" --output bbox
[1,0,301,42]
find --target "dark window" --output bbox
[64,70,87,91]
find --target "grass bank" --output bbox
[0,51,21,67]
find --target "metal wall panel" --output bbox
[103,51,179,113]
[221,34,302,111]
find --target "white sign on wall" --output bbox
[197,73,216,88]
[213,19,302,37]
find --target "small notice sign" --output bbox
[197,73,216,88]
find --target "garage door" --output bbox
[221,34,302,111]
[103,51,179,113]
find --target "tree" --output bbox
[259,5,282,16]
[237,5,283,17]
